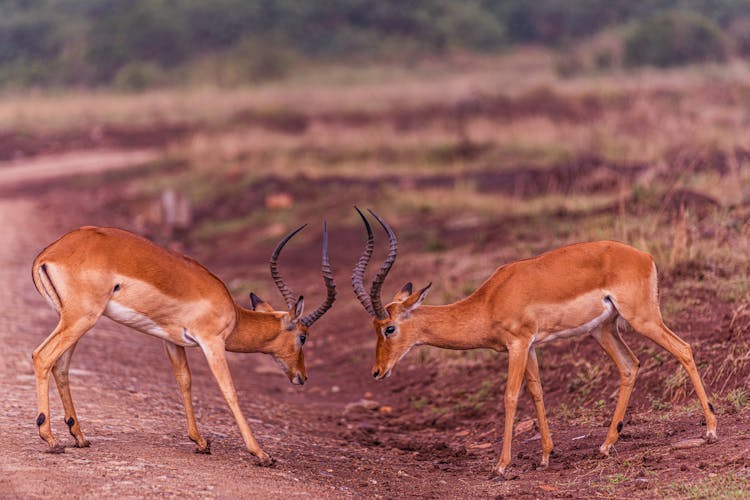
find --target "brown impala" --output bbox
[351,207,716,479]
[31,223,335,465]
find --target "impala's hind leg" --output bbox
[165,342,210,453]
[51,342,90,448]
[626,316,717,441]
[525,348,553,468]
[33,314,99,452]
[591,321,640,456]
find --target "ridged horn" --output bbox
[351,206,377,317]
[367,209,398,320]
[300,222,337,327]
[269,224,307,309]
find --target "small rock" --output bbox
[331,385,340,393]
[364,391,373,398]
[671,438,706,450]
[472,442,493,449]
[265,193,293,210]
[514,419,535,436]
[379,405,393,415]
[344,399,380,414]
[455,430,470,437]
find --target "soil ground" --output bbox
[1,133,749,497]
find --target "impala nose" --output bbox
[372,369,380,379]
[293,374,305,385]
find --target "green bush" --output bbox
[624,10,728,67]
[112,61,166,91]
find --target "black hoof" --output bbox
[195,440,211,454]
[254,454,275,467]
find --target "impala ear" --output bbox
[250,293,275,313]
[392,282,413,303]
[250,292,263,310]
[403,282,431,313]
[292,296,305,321]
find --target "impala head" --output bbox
[254,223,336,385]
[351,207,431,380]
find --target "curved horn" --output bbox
[270,224,307,309]
[351,206,377,317]
[367,209,397,320]
[301,222,337,327]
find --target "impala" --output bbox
[31,223,335,465]
[351,208,717,479]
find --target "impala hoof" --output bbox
[491,464,508,482]
[195,440,211,454]
[599,444,612,457]
[74,440,91,448]
[254,452,275,467]
[45,444,65,454]
[706,431,718,444]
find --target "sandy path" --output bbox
[0,149,159,186]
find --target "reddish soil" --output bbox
[1,149,748,498]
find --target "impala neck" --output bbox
[407,298,497,351]
[224,305,282,354]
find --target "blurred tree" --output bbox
[624,10,728,67]
[3,0,750,88]
[87,0,189,81]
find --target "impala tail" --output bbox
[32,259,62,312]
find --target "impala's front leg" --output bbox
[524,348,553,468]
[165,342,210,453]
[199,338,273,466]
[51,342,90,448]
[493,340,530,479]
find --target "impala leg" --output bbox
[524,348,553,469]
[51,342,90,448]
[628,317,717,441]
[164,342,210,453]
[199,339,273,466]
[591,321,639,456]
[33,315,98,452]
[493,341,530,479]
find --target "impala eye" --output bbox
[384,325,396,336]
[299,335,306,346]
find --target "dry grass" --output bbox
[7,53,750,407]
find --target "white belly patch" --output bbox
[533,297,616,346]
[104,300,197,347]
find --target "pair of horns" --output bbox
[270,223,336,327]
[351,207,397,320]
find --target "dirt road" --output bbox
[1,155,748,499]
